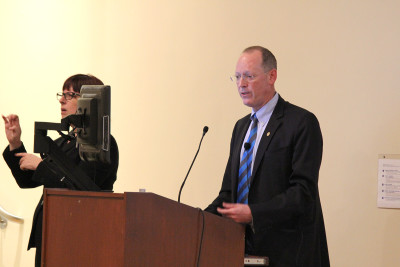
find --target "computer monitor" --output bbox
[73,85,111,164]
[33,85,112,190]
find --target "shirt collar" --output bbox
[251,93,279,125]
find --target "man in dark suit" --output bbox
[205,46,330,267]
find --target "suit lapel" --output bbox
[251,96,285,184]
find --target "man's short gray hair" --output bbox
[243,46,277,71]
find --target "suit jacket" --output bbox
[206,95,330,267]
[3,135,119,250]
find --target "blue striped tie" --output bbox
[237,114,258,204]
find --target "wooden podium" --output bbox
[42,189,245,267]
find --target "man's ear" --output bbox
[267,69,277,85]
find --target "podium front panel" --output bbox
[42,190,244,267]
[124,193,244,267]
[42,189,125,267]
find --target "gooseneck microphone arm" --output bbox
[178,126,209,203]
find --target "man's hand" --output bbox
[15,153,42,171]
[217,202,253,224]
[2,114,22,150]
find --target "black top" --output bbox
[3,135,119,249]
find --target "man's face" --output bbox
[235,50,276,111]
[59,87,79,119]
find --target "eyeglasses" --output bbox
[230,73,259,83]
[56,92,81,100]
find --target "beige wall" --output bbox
[1,0,400,266]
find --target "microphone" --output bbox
[178,126,209,203]
[244,142,250,151]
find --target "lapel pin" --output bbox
[267,132,270,136]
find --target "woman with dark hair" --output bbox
[2,74,119,267]
[62,74,104,93]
